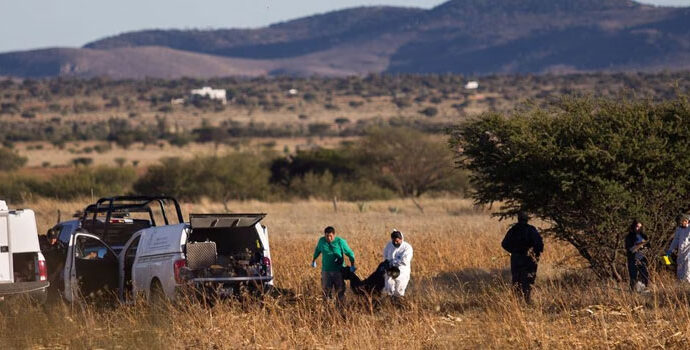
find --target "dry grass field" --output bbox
[2,198,690,349]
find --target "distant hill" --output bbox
[1,0,689,79]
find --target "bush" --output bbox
[43,166,137,200]
[134,154,272,203]
[133,157,200,200]
[269,148,357,186]
[419,106,439,117]
[288,171,395,201]
[307,123,332,136]
[449,95,690,278]
[357,127,465,198]
[72,157,93,167]
[0,147,27,171]
[0,174,44,203]
[93,143,111,153]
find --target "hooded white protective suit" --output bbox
[383,232,413,297]
[668,225,690,282]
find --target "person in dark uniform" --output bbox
[625,219,650,292]
[41,228,66,301]
[501,211,544,303]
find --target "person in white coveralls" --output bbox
[667,214,690,283]
[383,229,413,297]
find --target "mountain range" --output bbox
[1,0,689,79]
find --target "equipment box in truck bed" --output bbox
[0,200,49,303]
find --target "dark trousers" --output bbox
[321,271,345,302]
[510,254,538,302]
[627,257,649,289]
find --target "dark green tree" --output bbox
[449,96,690,278]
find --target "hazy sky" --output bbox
[1,0,689,53]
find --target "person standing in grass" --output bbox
[667,214,690,283]
[383,229,413,298]
[501,211,543,303]
[625,219,650,292]
[311,226,356,302]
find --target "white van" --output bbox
[119,213,273,302]
[0,200,49,303]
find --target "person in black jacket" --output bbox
[624,219,650,292]
[501,211,544,303]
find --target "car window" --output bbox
[125,236,141,261]
[75,235,115,262]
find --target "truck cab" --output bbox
[47,196,183,302]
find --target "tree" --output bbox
[133,154,272,208]
[449,96,690,278]
[358,127,466,211]
[197,153,272,210]
[0,147,27,171]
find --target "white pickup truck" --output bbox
[47,196,273,303]
[0,200,49,303]
[120,213,273,302]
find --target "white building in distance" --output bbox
[464,81,479,90]
[191,86,227,104]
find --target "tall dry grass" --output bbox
[2,198,689,349]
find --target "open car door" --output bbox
[64,232,119,302]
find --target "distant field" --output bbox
[2,198,688,348]
[14,137,357,169]
[2,73,687,150]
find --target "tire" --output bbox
[149,278,166,305]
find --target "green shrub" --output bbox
[44,166,137,200]
[449,95,690,278]
[71,157,93,167]
[288,171,394,201]
[134,154,272,203]
[133,157,200,200]
[419,106,438,117]
[0,174,44,203]
[357,127,464,197]
[93,143,111,153]
[0,147,27,171]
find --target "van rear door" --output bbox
[0,204,12,283]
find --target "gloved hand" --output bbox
[666,250,673,256]
[311,261,317,268]
[349,265,357,273]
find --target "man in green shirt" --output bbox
[311,226,356,302]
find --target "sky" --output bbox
[1,0,689,53]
